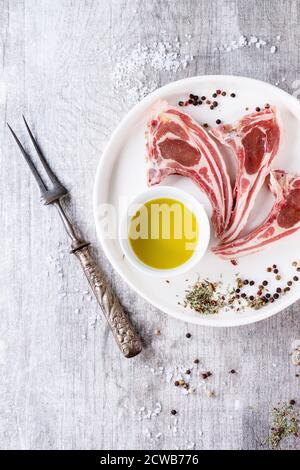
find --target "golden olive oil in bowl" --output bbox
[119,186,210,276]
[129,198,198,270]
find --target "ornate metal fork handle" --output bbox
[8,118,142,358]
[56,200,142,358]
[74,246,141,357]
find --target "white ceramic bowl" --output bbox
[119,186,210,277]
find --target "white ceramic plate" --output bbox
[93,75,300,327]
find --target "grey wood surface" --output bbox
[0,0,299,450]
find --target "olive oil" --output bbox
[129,198,198,270]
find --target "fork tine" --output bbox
[7,123,47,193]
[22,115,60,185]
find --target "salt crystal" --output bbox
[187,441,195,450]
[234,399,241,410]
[292,339,300,349]
[276,34,281,40]
[238,35,247,46]
[291,339,300,365]
[249,36,258,44]
[270,46,277,54]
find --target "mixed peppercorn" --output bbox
[178,89,236,125]
[178,90,271,128]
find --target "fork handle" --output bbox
[73,245,142,358]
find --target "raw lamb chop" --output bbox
[146,100,232,237]
[213,170,300,259]
[211,107,280,242]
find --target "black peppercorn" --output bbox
[186,333,191,338]
[178,101,184,106]
[171,409,177,415]
[230,93,236,98]
[293,276,299,281]
[249,280,255,286]
[201,96,206,100]
[262,280,268,286]
[222,91,226,96]
[256,106,261,112]
[216,119,221,124]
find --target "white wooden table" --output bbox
[0,0,299,450]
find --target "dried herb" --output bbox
[247,296,266,310]
[268,402,299,449]
[184,280,224,315]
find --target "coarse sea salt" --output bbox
[111,40,191,106]
[137,402,162,421]
[216,34,279,54]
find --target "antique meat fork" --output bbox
[8,117,142,358]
